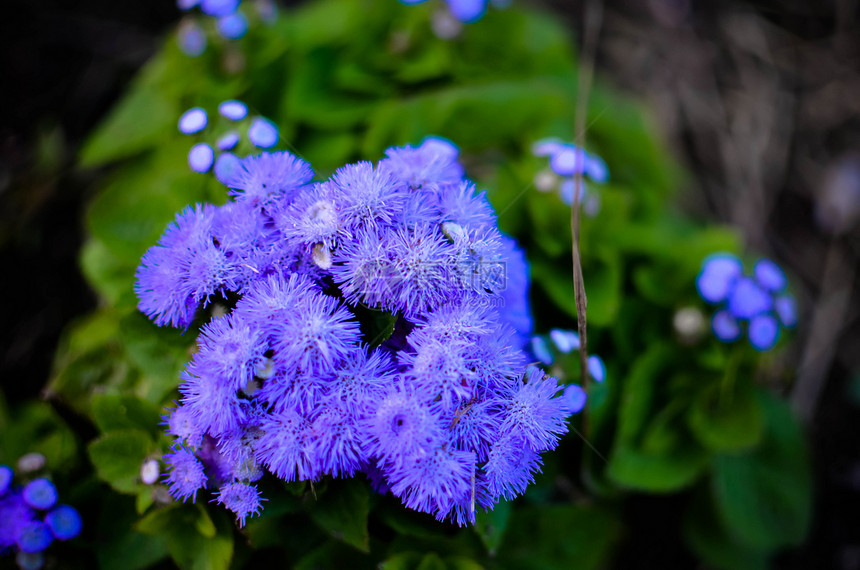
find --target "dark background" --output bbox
[1,0,858,567]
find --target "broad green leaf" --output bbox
[80,237,138,309]
[137,503,235,570]
[683,487,769,570]
[294,540,377,570]
[91,393,163,438]
[474,500,511,555]
[98,498,169,570]
[79,55,177,167]
[308,477,370,552]
[711,390,812,551]
[496,504,621,570]
[687,380,763,452]
[88,429,154,493]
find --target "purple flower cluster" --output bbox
[696,253,797,351]
[137,135,579,526]
[0,466,82,570]
[532,138,608,217]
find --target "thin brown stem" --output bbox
[572,0,604,386]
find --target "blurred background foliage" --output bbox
[4,0,859,568]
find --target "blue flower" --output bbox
[247,117,279,149]
[178,107,208,135]
[213,482,264,527]
[753,258,787,292]
[22,479,57,511]
[164,447,208,502]
[217,12,248,40]
[178,21,207,57]
[711,309,741,342]
[188,143,215,173]
[16,521,52,554]
[188,313,267,392]
[748,314,780,351]
[587,355,606,383]
[0,492,34,553]
[44,505,82,541]
[727,277,772,320]
[200,0,239,17]
[447,0,488,23]
[775,295,797,328]
[696,253,743,304]
[549,329,580,353]
[254,410,315,481]
[216,132,240,151]
[561,385,587,414]
[219,100,248,121]
[530,336,553,365]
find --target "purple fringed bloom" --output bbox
[483,434,543,501]
[213,482,264,527]
[188,313,267,392]
[225,151,314,208]
[329,161,407,230]
[164,447,208,502]
[386,224,453,317]
[500,367,569,452]
[530,336,553,365]
[254,409,315,481]
[380,137,464,191]
[388,447,475,520]
[361,386,443,465]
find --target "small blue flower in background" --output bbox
[247,117,279,148]
[399,0,511,26]
[219,100,248,121]
[532,138,608,216]
[217,12,249,39]
[22,480,57,511]
[178,107,208,135]
[697,253,797,351]
[188,143,215,173]
[0,464,82,569]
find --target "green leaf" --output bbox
[294,539,377,570]
[416,553,447,570]
[308,477,370,552]
[711,390,812,551]
[88,429,153,493]
[683,487,769,570]
[80,237,138,309]
[91,393,163,438]
[687,380,763,452]
[137,503,235,570]
[79,55,177,167]
[607,344,709,492]
[98,498,169,570]
[473,500,511,555]
[496,504,621,570]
